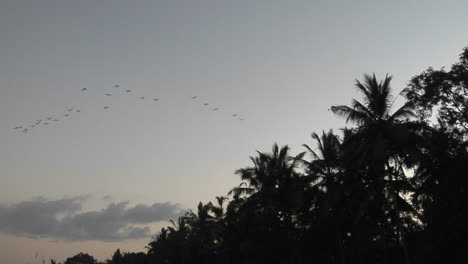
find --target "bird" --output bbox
[126,89,132,92]
[43,123,49,125]
[63,114,70,117]
[212,108,219,111]
[114,85,120,88]
[232,114,238,117]
[76,110,80,112]
[153,98,159,101]
[140,97,145,100]
[22,129,28,133]
[105,93,112,96]
[47,117,53,120]
[37,119,42,122]
[239,118,245,121]
[191,96,198,99]
[203,103,209,106]
[82,88,87,92]
[53,119,59,122]
[104,106,109,109]
[13,126,22,130]
[68,109,73,112]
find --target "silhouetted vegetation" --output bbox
[57,46,468,264]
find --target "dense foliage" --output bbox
[55,47,468,264]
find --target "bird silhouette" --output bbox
[76,110,80,112]
[14,126,22,130]
[105,94,112,96]
[126,89,132,92]
[114,85,120,88]
[140,97,145,100]
[53,119,59,122]
[47,117,53,120]
[153,98,159,101]
[43,123,49,125]
[104,106,109,109]
[192,96,198,99]
[212,108,219,111]
[82,88,87,92]
[22,129,28,133]
[232,114,238,117]
[67,109,73,112]
[239,118,245,121]
[63,114,70,117]
[203,103,209,106]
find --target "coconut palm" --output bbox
[331,73,418,264]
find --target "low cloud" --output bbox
[0,197,184,242]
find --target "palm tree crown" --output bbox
[331,73,416,125]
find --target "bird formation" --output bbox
[13,84,247,133]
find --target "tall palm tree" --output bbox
[331,73,417,264]
[331,74,416,125]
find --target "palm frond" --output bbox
[390,101,417,121]
[331,105,371,124]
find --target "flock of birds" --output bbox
[13,85,247,134]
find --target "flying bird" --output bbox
[126,89,132,92]
[105,94,112,96]
[76,110,80,112]
[191,96,198,99]
[104,106,109,109]
[153,98,159,101]
[13,126,22,130]
[43,123,49,125]
[232,114,238,117]
[239,118,245,121]
[203,103,209,106]
[82,88,87,92]
[53,119,59,122]
[114,85,120,88]
[22,129,28,133]
[68,109,73,112]
[140,97,145,100]
[47,117,53,120]
[212,108,219,111]
[63,114,70,117]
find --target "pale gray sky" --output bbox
[1,0,467,263]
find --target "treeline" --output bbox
[58,46,468,264]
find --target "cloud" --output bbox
[101,195,112,201]
[0,197,184,242]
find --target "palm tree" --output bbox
[331,74,415,125]
[302,130,342,187]
[230,144,308,219]
[331,73,418,264]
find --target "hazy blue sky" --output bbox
[2,0,468,263]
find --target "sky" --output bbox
[1,0,468,263]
